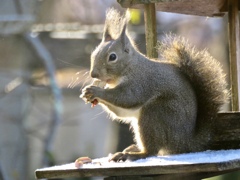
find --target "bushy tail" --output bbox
[157,35,229,140]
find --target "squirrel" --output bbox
[80,8,229,162]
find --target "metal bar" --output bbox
[24,33,63,167]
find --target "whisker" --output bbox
[68,70,90,89]
[80,73,91,90]
[56,58,82,68]
[69,76,79,89]
[90,110,106,121]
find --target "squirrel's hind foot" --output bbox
[109,151,148,162]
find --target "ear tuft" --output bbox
[102,8,129,42]
[103,27,113,42]
[105,35,113,42]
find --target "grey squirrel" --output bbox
[80,8,229,162]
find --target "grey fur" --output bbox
[81,9,229,161]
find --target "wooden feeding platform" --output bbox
[36,148,240,180]
[35,112,240,180]
[35,0,240,179]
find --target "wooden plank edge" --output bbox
[117,0,228,17]
[35,159,240,179]
[228,0,240,111]
[216,112,240,130]
[211,112,240,149]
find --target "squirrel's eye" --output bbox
[108,53,117,61]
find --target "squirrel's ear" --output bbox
[120,24,130,53]
[103,26,113,42]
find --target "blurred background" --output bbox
[0,0,238,179]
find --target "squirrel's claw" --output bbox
[109,152,128,162]
[81,86,98,102]
[109,151,148,162]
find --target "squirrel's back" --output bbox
[158,35,229,146]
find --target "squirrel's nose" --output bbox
[91,70,100,79]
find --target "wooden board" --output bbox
[36,157,240,179]
[35,112,240,179]
[212,112,240,150]
[117,0,240,17]
[36,146,240,179]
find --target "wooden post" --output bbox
[144,3,158,59]
[228,0,240,111]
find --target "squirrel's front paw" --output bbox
[80,85,102,104]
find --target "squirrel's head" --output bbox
[90,8,133,87]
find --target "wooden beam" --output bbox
[144,3,158,59]
[228,0,240,111]
[118,0,227,17]
[212,112,240,150]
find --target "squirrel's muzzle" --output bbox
[91,70,100,79]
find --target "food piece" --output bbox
[75,157,92,168]
[91,99,98,107]
[92,80,106,88]
[90,80,106,108]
